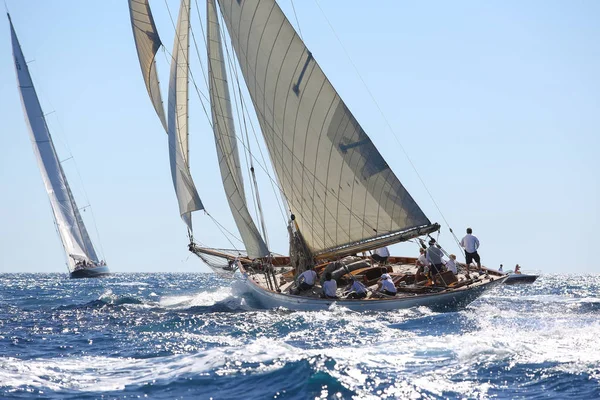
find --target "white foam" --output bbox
[159,287,232,309]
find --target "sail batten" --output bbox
[167,0,204,229]
[128,0,168,131]
[216,0,432,254]
[9,14,99,271]
[207,0,269,258]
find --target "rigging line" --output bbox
[207,212,243,248]
[201,0,272,248]
[214,11,263,232]
[194,1,286,225]
[218,14,288,225]
[289,0,303,40]
[312,0,455,233]
[216,9,272,242]
[164,0,212,121]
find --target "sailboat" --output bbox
[128,0,506,310]
[8,14,110,279]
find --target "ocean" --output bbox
[0,273,598,399]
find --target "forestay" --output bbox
[128,0,168,131]
[207,0,269,258]
[9,15,99,270]
[168,0,204,229]
[216,0,434,256]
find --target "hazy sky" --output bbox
[1,1,598,274]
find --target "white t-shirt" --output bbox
[323,280,338,297]
[460,234,480,253]
[374,247,390,257]
[381,278,396,293]
[299,270,317,285]
[418,254,430,266]
[444,259,457,274]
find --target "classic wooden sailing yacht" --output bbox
[8,14,109,279]
[128,0,506,310]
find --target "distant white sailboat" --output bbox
[8,14,109,279]
[128,0,506,310]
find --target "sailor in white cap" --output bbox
[377,273,397,296]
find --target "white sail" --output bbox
[9,15,99,270]
[207,0,269,258]
[168,0,204,229]
[215,0,434,256]
[128,0,168,131]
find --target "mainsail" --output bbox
[207,0,269,258]
[9,14,99,270]
[128,0,168,131]
[215,0,436,257]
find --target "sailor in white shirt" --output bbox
[444,254,458,275]
[345,278,368,299]
[297,267,317,292]
[372,246,390,264]
[377,273,397,296]
[415,247,430,281]
[460,227,481,269]
[322,272,338,299]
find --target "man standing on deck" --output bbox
[371,246,390,264]
[460,228,481,270]
[426,239,444,277]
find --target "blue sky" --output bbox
[0,1,598,274]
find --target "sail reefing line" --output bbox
[207,0,269,258]
[9,13,100,271]
[214,0,436,257]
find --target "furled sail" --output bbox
[207,0,269,258]
[9,14,99,270]
[168,0,204,229]
[215,0,436,257]
[128,0,168,131]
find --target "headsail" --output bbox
[128,0,168,131]
[9,14,99,270]
[215,0,436,257]
[207,0,269,258]
[168,0,204,229]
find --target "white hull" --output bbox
[237,270,507,312]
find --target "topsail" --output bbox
[215,0,435,256]
[129,0,204,230]
[168,0,204,229]
[128,0,168,131]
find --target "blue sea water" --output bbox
[0,273,599,399]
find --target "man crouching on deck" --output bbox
[294,266,317,293]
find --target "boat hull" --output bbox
[504,274,538,285]
[237,271,507,312]
[70,265,110,279]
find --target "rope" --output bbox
[290,0,304,40]
[207,213,243,252]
